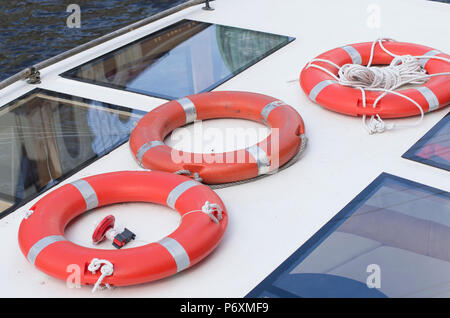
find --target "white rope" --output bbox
[181,201,224,224]
[24,209,34,219]
[201,201,223,224]
[88,258,114,293]
[306,38,450,134]
[338,55,427,89]
[174,169,203,182]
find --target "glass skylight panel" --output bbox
[403,113,450,171]
[248,173,450,298]
[61,19,294,100]
[0,89,144,218]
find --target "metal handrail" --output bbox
[0,0,209,90]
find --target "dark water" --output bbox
[0,0,187,81]
[1,0,448,83]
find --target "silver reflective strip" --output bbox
[71,179,98,211]
[246,145,270,175]
[158,237,190,272]
[419,50,440,68]
[261,100,286,124]
[136,141,164,165]
[416,87,440,112]
[309,80,337,102]
[341,45,362,65]
[177,97,197,124]
[27,235,66,265]
[166,180,200,209]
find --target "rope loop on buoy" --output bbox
[306,38,450,134]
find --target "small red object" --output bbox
[18,171,228,287]
[92,215,115,244]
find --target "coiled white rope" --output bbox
[338,55,427,89]
[306,38,450,134]
[88,258,114,293]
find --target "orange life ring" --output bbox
[129,91,305,184]
[18,171,228,287]
[300,41,450,118]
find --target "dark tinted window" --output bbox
[0,89,144,218]
[61,19,294,100]
[403,113,450,171]
[247,173,450,298]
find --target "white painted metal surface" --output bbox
[0,0,449,297]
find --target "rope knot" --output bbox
[174,169,203,182]
[366,115,395,134]
[88,258,114,293]
[202,201,223,224]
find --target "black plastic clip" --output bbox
[112,228,136,249]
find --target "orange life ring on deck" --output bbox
[129,91,305,184]
[18,171,228,287]
[300,41,450,118]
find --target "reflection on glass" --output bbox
[247,173,450,298]
[61,19,294,99]
[403,113,450,171]
[0,89,143,217]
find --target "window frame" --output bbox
[59,19,295,100]
[402,112,450,171]
[246,173,450,298]
[0,88,145,219]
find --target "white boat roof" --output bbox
[0,0,449,297]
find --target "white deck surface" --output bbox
[0,0,449,297]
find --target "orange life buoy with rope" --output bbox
[18,171,227,290]
[129,91,306,185]
[300,40,450,123]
